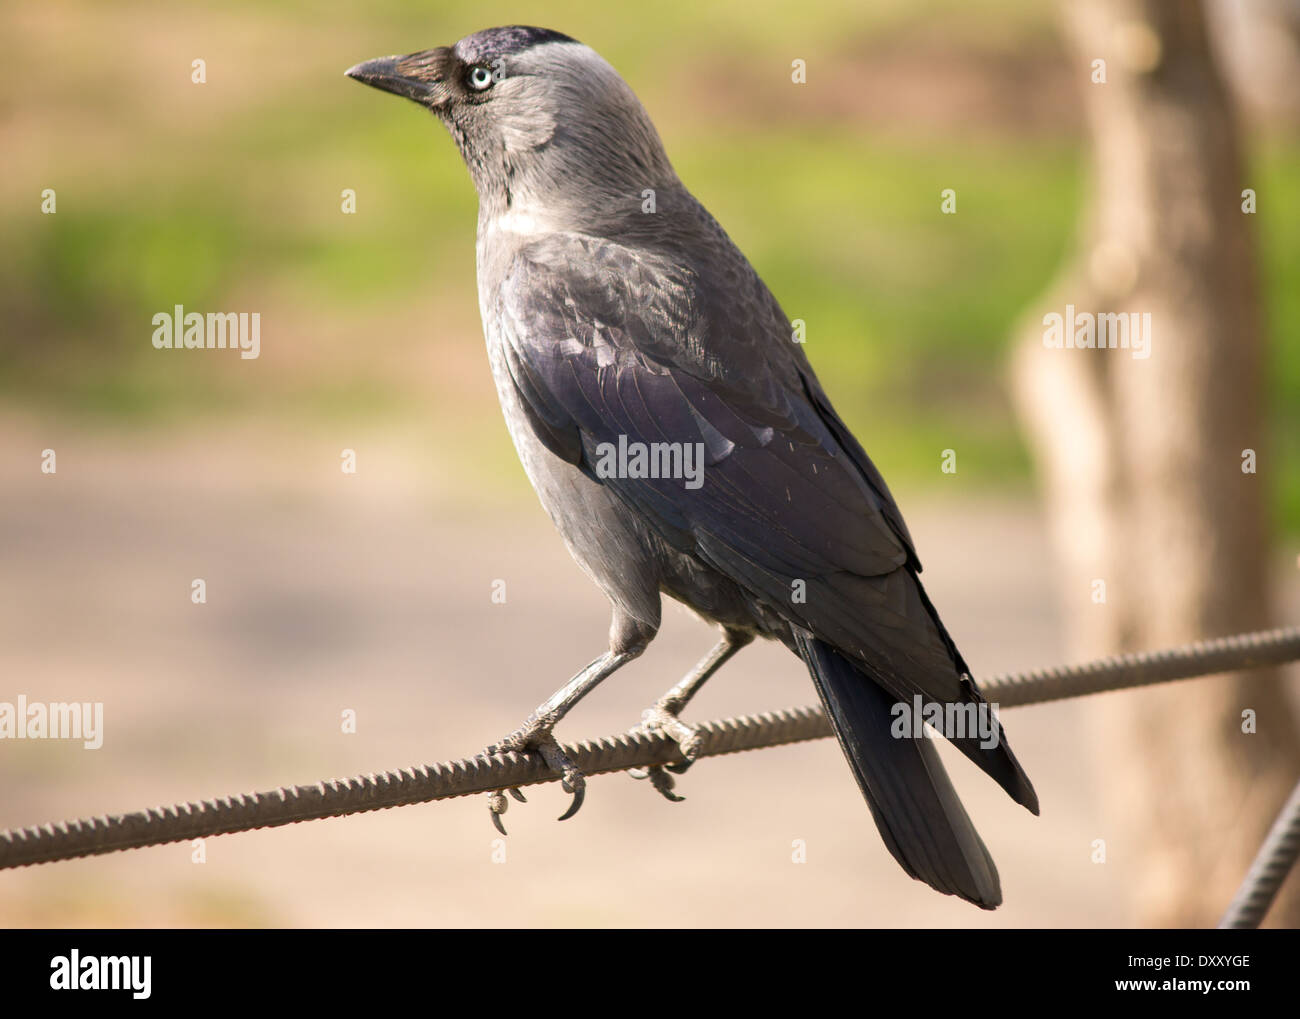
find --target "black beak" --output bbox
[345,48,453,105]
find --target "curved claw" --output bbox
[556,777,585,821]
[535,740,587,822]
[508,787,527,803]
[630,764,686,802]
[488,790,509,836]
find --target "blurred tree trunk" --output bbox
[1011,0,1300,926]
[1210,0,1300,127]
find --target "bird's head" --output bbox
[346,26,679,230]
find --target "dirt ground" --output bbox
[2,414,1297,927]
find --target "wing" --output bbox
[493,231,962,703]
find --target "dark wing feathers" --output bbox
[499,335,585,465]
[498,234,950,694]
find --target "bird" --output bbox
[346,25,1038,909]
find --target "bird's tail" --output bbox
[795,631,1003,909]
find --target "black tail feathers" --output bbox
[796,631,1015,909]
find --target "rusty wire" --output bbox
[2,624,1299,922]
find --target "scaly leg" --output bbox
[485,647,641,833]
[631,627,753,800]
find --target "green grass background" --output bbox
[1,0,1295,525]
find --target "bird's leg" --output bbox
[631,628,753,801]
[485,647,642,833]
[642,628,753,755]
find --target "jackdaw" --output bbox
[346,25,1038,908]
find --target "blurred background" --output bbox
[1,0,1297,927]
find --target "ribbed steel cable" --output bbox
[979,624,1300,705]
[1218,776,1300,929]
[2,625,1298,884]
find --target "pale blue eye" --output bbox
[469,65,493,90]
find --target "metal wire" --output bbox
[978,625,1300,706]
[0,705,830,870]
[2,624,1298,907]
[1218,776,1300,929]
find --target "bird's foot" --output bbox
[628,703,701,802]
[484,719,586,834]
